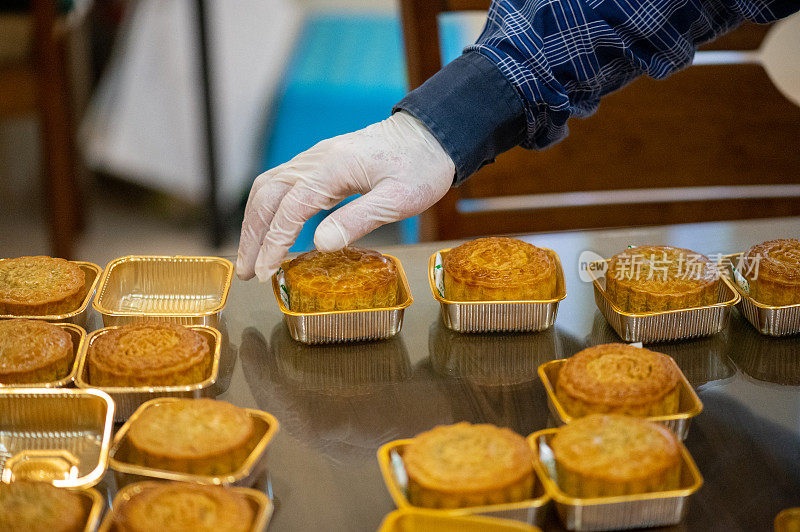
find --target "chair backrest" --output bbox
[400,0,800,241]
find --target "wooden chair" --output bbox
[0,0,84,259]
[400,1,800,240]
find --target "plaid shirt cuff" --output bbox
[393,52,527,185]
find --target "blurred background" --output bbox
[1,0,799,267]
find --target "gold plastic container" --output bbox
[0,388,114,489]
[0,260,101,328]
[378,508,542,531]
[538,359,703,441]
[722,253,800,336]
[0,322,85,389]
[529,428,702,531]
[377,439,550,528]
[775,508,800,532]
[79,487,106,532]
[109,397,279,488]
[75,325,222,421]
[586,259,739,343]
[98,481,273,532]
[428,249,566,333]
[272,254,413,344]
[92,255,233,327]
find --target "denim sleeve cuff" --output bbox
[393,51,527,185]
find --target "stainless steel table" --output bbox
[216,216,800,531]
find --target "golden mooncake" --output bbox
[128,399,255,475]
[87,321,210,387]
[0,256,85,315]
[0,319,73,384]
[113,482,253,532]
[606,245,719,312]
[0,480,86,532]
[403,422,535,508]
[443,237,559,301]
[556,343,681,417]
[282,247,399,312]
[742,239,800,306]
[550,414,681,497]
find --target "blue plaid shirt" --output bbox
[395,0,798,183]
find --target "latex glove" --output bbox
[236,111,455,281]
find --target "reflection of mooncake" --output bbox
[404,422,535,508]
[0,481,85,532]
[743,239,800,306]
[88,322,210,386]
[114,482,253,532]
[0,256,85,315]
[606,246,719,312]
[128,399,254,475]
[282,247,399,312]
[430,322,553,386]
[551,414,681,497]
[443,237,559,301]
[556,343,680,417]
[0,319,73,384]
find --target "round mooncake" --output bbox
[606,245,719,312]
[282,247,399,312]
[443,237,559,301]
[556,343,681,417]
[87,321,209,386]
[0,256,85,315]
[551,414,681,497]
[742,239,800,306]
[403,422,535,508]
[0,481,85,532]
[128,399,254,475]
[0,319,73,384]
[113,482,253,532]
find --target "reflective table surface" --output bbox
[215,217,800,531]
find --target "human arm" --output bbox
[396,0,799,183]
[237,0,799,281]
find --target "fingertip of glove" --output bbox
[234,254,254,281]
[314,220,348,252]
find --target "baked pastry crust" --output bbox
[0,480,85,532]
[0,256,85,315]
[443,237,559,301]
[128,399,255,475]
[556,343,681,417]
[743,239,800,306]
[606,245,719,312]
[551,414,681,497]
[0,319,73,384]
[88,322,210,386]
[114,482,253,532]
[404,422,535,508]
[283,247,399,312]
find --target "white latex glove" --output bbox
[236,111,455,281]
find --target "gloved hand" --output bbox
[236,111,455,281]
